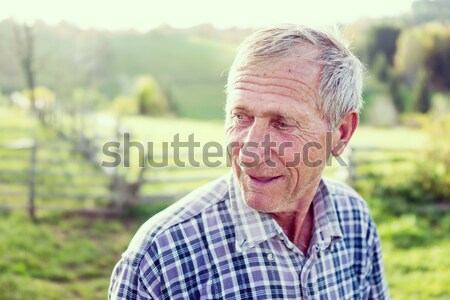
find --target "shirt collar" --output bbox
[228,173,283,252]
[311,179,343,251]
[229,173,343,253]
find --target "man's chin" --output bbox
[242,194,278,213]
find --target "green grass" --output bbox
[172,82,226,119]
[105,32,235,119]
[375,211,450,299]
[384,241,450,300]
[351,126,428,149]
[0,203,449,300]
[0,212,141,300]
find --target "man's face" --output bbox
[225,48,335,213]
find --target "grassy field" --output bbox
[0,211,145,300]
[1,106,449,299]
[106,32,234,120]
[365,195,450,300]
[1,204,448,300]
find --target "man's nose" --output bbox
[239,123,270,167]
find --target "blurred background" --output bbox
[0,0,449,299]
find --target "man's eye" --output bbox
[232,113,248,123]
[273,120,291,129]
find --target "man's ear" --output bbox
[331,110,359,156]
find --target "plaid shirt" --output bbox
[109,172,389,300]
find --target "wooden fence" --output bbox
[1,137,414,219]
[0,124,228,218]
[0,129,112,219]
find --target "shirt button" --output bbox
[267,253,275,261]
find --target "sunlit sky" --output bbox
[2,0,414,30]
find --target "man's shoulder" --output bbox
[123,173,230,261]
[322,178,377,242]
[322,177,370,215]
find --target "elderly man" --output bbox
[109,24,389,300]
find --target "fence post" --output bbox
[28,140,37,221]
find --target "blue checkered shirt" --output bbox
[109,172,389,299]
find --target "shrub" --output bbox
[111,95,138,115]
[372,114,450,208]
[134,76,169,116]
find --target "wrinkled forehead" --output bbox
[228,52,323,98]
[228,43,323,88]
[230,42,322,72]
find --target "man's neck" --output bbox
[269,203,314,255]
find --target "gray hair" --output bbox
[226,24,365,129]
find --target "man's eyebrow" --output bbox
[230,106,298,121]
[269,108,300,120]
[231,105,246,110]
[228,104,249,112]
[277,112,295,119]
[228,99,307,120]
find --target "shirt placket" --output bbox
[300,245,323,300]
[277,233,315,299]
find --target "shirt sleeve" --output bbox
[109,247,162,300]
[364,217,390,300]
[109,257,146,300]
[109,257,137,299]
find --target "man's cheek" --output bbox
[302,142,326,168]
[226,140,240,155]
[278,142,301,167]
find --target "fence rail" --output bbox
[0,124,228,218]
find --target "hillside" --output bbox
[1,0,449,120]
[0,21,246,119]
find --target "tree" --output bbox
[388,73,406,114]
[413,69,432,113]
[410,0,450,25]
[372,52,390,82]
[134,76,169,116]
[395,22,450,89]
[13,22,37,113]
[71,87,108,112]
[425,34,450,89]
[366,25,401,66]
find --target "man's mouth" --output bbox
[247,174,283,186]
